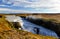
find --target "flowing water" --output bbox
[21,18,58,37]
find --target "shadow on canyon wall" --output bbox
[26,18,60,37]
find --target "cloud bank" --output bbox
[0,0,60,13]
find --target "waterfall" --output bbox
[5,15,58,37]
[5,15,26,30]
[17,16,26,30]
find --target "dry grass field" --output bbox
[31,14,60,23]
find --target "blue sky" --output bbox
[0,0,60,13]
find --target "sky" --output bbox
[0,0,60,14]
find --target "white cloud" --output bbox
[0,0,60,13]
[0,8,60,13]
[24,0,60,8]
[12,0,60,11]
[0,8,32,13]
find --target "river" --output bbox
[21,18,58,37]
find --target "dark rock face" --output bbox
[26,18,60,37]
